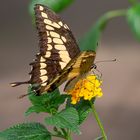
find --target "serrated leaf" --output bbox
[28,86,60,105]
[127,4,140,41]
[25,94,67,116]
[0,122,51,140]
[27,87,66,114]
[66,98,93,124]
[45,107,80,134]
[25,105,49,116]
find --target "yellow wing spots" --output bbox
[39,6,44,11]
[47,44,53,50]
[41,12,48,18]
[53,38,63,44]
[40,63,47,69]
[50,31,60,38]
[40,69,47,76]
[54,45,66,50]
[52,22,61,28]
[46,31,50,36]
[44,19,60,28]
[40,75,48,82]
[46,25,54,31]
[61,56,71,63]
[45,51,51,58]
[59,51,71,62]
[64,24,69,29]
[41,82,47,86]
[40,57,46,62]
[61,36,67,43]
[59,51,69,56]
[58,21,63,26]
[47,37,52,43]
[59,61,67,69]
[44,19,52,24]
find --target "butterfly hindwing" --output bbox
[43,51,96,93]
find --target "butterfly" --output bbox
[11,4,96,94]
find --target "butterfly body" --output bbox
[11,4,96,95]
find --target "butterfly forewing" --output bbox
[30,4,80,93]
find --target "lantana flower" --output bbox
[67,74,103,104]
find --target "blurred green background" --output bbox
[0,0,140,140]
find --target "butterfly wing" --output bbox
[11,4,80,94]
[44,51,96,93]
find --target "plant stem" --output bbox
[66,129,72,140]
[90,102,107,140]
[51,133,65,139]
[97,9,127,33]
[104,9,127,21]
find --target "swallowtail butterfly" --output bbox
[11,4,96,94]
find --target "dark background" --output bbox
[0,0,140,140]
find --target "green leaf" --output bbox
[79,9,127,51]
[127,4,140,41]
[25,105,49,116]
[75,100,92,124]
[66,98,94,124]
[28,86,60,106]
[45,107,80,134]
[29,0,74,21]
[0,122,51,140]
[79,24,100,51]
[79,15,108,51]
[26,86,67,114]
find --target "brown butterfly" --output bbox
[11,4,96,94]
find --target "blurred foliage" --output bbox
[127,3,140,41]
[29,0,74,15]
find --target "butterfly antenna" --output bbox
[10,81,30,87]
[94,59,116,64]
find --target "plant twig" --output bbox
[90,101,107,140]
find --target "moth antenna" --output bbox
[10,81,30,87]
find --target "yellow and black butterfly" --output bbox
[11,4,96,94]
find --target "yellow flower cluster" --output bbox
[67,75,103,104]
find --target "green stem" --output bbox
[104,9,126,19]
[66,129,72,140]
[90,102,107,140]
[51,133,65,139]
[98,9,127,31]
